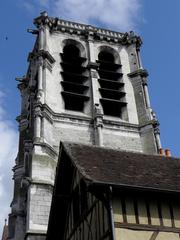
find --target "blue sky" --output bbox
[0,0,180,236]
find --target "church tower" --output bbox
[8,12,161,240]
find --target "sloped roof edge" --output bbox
[61,141,180,194]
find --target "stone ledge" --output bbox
[31,180,54,189]
[25,230,46,240]
[128,69,149,78]
[33,141,58,157]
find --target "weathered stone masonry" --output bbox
[8,11,161,240]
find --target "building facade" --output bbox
[47,143,180,240]
[9,12,162,239]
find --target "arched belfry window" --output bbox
[60,42,89,112]
[97,49,127,118]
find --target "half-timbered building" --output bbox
[47,143,180,240]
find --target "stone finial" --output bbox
[40,11,48,17]
[151,110,157,121]
[34,11,52,28]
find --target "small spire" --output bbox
[1,219,8,240]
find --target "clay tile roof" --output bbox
[62,142,180,193]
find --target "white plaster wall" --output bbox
[115,229,180,240]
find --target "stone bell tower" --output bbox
[8,12,161,240]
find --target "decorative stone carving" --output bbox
[34,12,142,45]
[28,50,55,65]
[94,104,103,128]
[141,77,148,86]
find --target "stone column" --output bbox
[152,112,162,151]
[142,77,152,120]
[37,57,44,104]
[87,36,104,145]
[88,39,95,62]
[142,78,151,109]
[39,25,44,50]
[136,47,143,69]
[94,104,103,146]
[44,27,48,51]
[87,37,100,107]
[34,107,42,141]
[41,115,45,141]
[155,127,162,150]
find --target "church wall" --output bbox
[31,154,56,184]
[46,33,90,114]
[140,125,157,153]
[103,128,142,152]
[44,66,63,112]
[120,47,139,124]
[93,42,139,125]
[24,29,156,236]
[45,31,142,124]
[27,184,52,233]
[27,25,157,157]
[41,32,147,153]
[53,119,93,146]
[42,118,54,146]
[126,44,140,73]
[129,75,149,125]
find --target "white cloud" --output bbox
[52,0,142,31]
[22,0,142,31]
[19,0,50,14]
[0,91,18,237]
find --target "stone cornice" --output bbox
[128,69,149,78]
[31,180,54,189]
[28,49,55,64]
[34,12,142,46]
[87,61,99,70]
[103,118,139,130]
[33,141,58,157]
[16,76,29,91]
[40,103,92,123]
[139,120,160,132]
[25,231,47,240]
